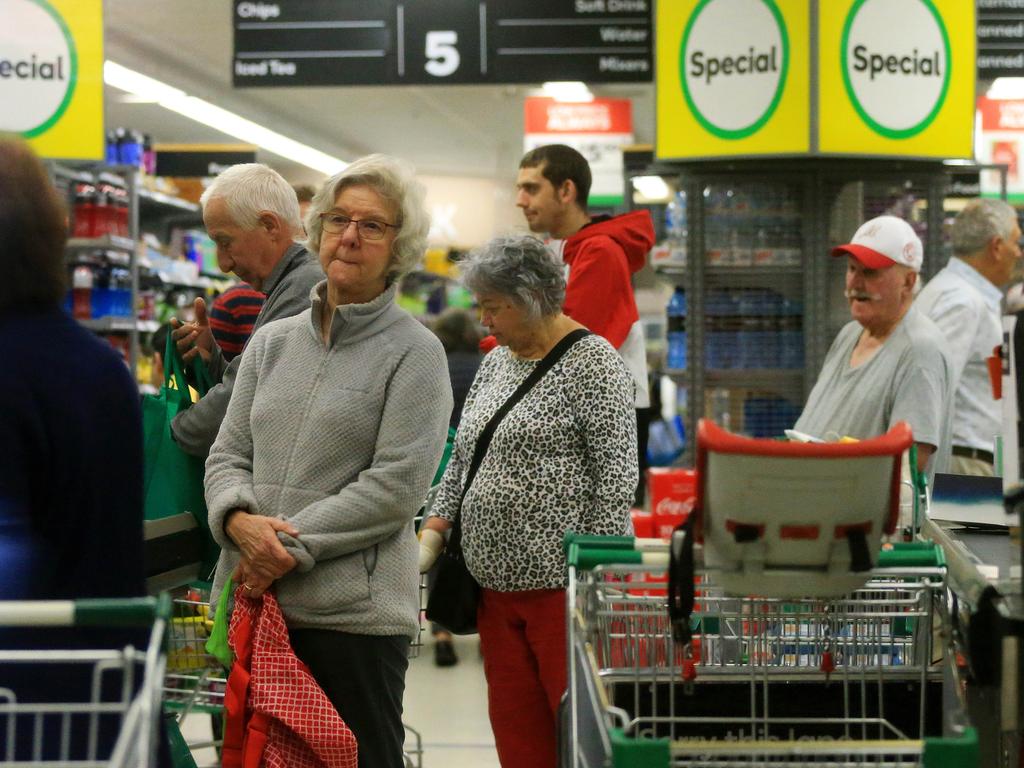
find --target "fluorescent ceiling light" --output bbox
[541,81,594,103]
[103,60,347,175]
[987,77,1024,100]
[632,175,670,200]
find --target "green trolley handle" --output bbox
[0,594,171,627]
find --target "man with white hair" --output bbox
[795,216,953,481]
[915,199,1022,475]
[170,163,323,456]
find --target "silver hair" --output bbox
[951,198,1018,257]
[460,235,566,320]
[199,163,302,233]
[305,154,430,281]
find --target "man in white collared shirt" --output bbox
[916,199,1022,475]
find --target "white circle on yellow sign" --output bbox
[0,0,77,137]
[680,0,789,140]
[842,0,950,139]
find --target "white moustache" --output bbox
[845,290,882,301]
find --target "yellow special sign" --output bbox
[818,0,974,158]
[657,0,810,160]
[1,0,104,160]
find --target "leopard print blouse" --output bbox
[431,334,638,591]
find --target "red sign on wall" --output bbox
[523,97,634,206]
[524,98,633,135]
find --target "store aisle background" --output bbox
[181,632,499,767]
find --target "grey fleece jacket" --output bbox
[205,281,452,638]
[172,243,324,457]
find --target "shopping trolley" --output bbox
[163,502,436,768]
[0,595,170,766]
[163,584,226,762]
[563,534,977,767]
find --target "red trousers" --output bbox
[477,587,566,768]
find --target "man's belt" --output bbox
[951,445,994,464]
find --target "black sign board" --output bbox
[945,171,982,198]
[232,0,652,87]
[978,0,1024,79]
[155,145,258,177]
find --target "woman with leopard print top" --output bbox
[420,235,637,768]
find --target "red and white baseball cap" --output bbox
[831,215,923,273]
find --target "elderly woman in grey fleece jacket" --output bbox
[204,154,452,768]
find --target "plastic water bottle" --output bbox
[72,265,93,320]
[665,197,680,241]
[666,288,687,370]
[711,388,731,430]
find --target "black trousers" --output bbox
[289,628,410,768]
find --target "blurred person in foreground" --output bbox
[915,199,1022,475]
[170,163,322,457]
[204,154,452,768]
[426,307,483,667]
[0,137,145,601]
[418,235,637,768]
[0,139,156,758]
[795,215,953,483]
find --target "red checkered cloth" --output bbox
[223,586,358,768]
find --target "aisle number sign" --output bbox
[657,0,810,159]
[656,0,973,161]
[819,0,974,157]
[0,0,104,160]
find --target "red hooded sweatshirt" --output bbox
[561,210,654,349]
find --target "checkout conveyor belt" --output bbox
[923,518,1023,767]
[923,518,1021,614]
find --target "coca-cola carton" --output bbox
[630,509,654,538]
[647,467,697,539]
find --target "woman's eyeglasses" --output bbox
[319,212,399,241]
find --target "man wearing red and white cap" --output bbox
[795,215,953,480]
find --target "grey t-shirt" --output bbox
[794,307,953,480]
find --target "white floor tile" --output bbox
[404,633,500,768]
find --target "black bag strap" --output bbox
[448,328,592,543]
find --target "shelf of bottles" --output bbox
[662,179,807,447]
[51,164,143,370]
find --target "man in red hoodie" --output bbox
[516,144,655,501]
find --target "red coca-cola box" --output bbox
[647,467,697,539]
[631,510,654,538]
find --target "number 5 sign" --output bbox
[233,0,653,87]
[404,2,479,83]
[424,31,460,77]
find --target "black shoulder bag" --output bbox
[425,329,591,634]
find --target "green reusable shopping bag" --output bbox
[205,574,234,669]
[142,333,218,574]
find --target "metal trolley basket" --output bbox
[0,595,170,767]
[163,584,227,763]
[164,566,430,767]
[563,535,977,768]
[165,583,426,768]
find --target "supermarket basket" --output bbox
[0,595,170,766]
[164,542,431,766]
[563,534,977,767]
[163,584,226,761]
